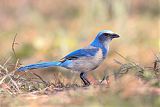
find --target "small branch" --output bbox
[100,75,109,83]
[114,51,144,71]
[31,72,48,85]
[14,59,20,69]
[11,33,22,69]
[114,51,132,64]
[114,59,123,65]
[12,33,18,59]
[3,57,11,67]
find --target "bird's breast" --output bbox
[94,48,103,61]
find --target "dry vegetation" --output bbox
[0,0,159,107]
[0,54,159,107]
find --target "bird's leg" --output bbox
[80,72,90,86]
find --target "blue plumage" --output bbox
[17,30,120,86]
[62,47,99,60]
[17,61,61,71]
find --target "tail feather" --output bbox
[17,61,61,71]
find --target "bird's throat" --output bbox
[91,40,109,58]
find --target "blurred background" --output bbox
[0,0,159,81]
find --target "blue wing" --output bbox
[60,46,99,62]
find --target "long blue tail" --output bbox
[17,61,61,71]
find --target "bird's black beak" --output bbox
[111,34,120,38]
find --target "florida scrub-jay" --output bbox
[17,30,120,86]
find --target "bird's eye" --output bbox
[103,33,110,37]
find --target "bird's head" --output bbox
[97,30,120,43]
[89,30,120,56]
[91,30,120,47]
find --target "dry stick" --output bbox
[148,51,160,80]
[11,34,47,90]
[11,33,22,70]
[100,73,109,83]
[0,63,21,93]
[114,51,144,70]
[152,50,159,60]
[100,59,124,84]
[114,51,135,64]
[115,52,148,80]
[0,65,12,88]
[114,59,123,65]
[14,59,20,69]
[114,51,141,68]
[12,33,18,60]
[10,33,23,93]
[8,75,21,93]
[152,54,160,80]
[3,57,11,67]
[0,57,12,85]
[100,55,124,84]
[2,66,19,93]
[31,72,48,85]
[0,74,8,85]
[152,50,159,71]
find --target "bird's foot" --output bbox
[82,81,91,87]
[80,72,91,87]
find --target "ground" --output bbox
[0,57,160,107]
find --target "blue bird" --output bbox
[17,30,120,86]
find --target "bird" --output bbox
[17,30,120,86]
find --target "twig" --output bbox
[100,73,109,83]
[0,74,8,85]
[31,72,48,85]
[0,65,11,85]
[12,33,18,60]
[114,51,134,63]
[8,76,21,93]
[14,59,20,69]
[114,59,123,65]
[11,33,22,70]
[3,57,11,67]
[114,51,144,70]
[152,50,159,60]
